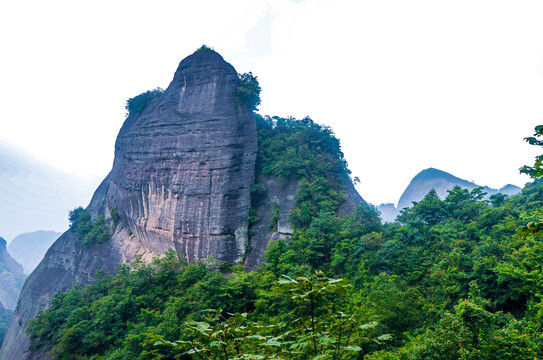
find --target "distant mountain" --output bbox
[0,237,25,310]
[499,184,523,196]
[378,168,522,222]
[0,141,98,241]
[7,231,61,274]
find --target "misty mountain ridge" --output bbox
[7,231,61,274]
[0,237,25,310]
[378,168,522,222]
[0,140,98,241]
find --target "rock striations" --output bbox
[0,50,363,359]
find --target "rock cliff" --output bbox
[0,50,364,359]
[1,50,257,359]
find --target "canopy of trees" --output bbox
[26,124,543,359]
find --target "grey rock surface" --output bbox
[244,174,298,270]
[0,50,257,359]
[102,50,257,265]
[244,175,363,270]
[337,178,363,217]
[0,231,123,359]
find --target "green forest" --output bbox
[24,117,543,359]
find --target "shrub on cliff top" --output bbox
[125,88,164,117]
[194,44,213,52]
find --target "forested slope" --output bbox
[25,120,543,359]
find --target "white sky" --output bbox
[1,0,542,206]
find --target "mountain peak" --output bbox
[1,50,366,359]
[378,168,523,223]
[411,168,472,185]
[398,168,477,210]
[0,51,258,358]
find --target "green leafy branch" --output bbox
[235,72,261,111]
[517,125,543,237]
[157,272,390,359]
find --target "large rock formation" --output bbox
[1,50,257,359]
[0,50,363,359]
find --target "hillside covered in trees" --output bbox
[24,118,543,359]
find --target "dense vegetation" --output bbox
[69,207,116,246]
[235,72,261,111]
[26,122,543,359]
[253,115,356,230]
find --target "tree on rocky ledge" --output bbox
[235,72,261,111]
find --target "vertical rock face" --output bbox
[244,175,363,270]
[101,50,257,265]
[0,50,257,359]
[244,174,299,270]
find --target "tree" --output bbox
[520,125,543,179]
[517,125,543,237]
[235,72,261,111]
[397,189,445,226]
[157,272,389,359]
[125,88,164,117]
[68,207,111,245]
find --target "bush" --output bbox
[235,72,261,111]
[125,88,164,117]
[194,44,213,53]
[69,207,112,246]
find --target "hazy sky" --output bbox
[1,0,543,206]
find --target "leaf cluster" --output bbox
[125,88,164,117]
[157,273,387,360]
[235,72,261,111]
[69,207,112,246]
[27,252,258,359]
